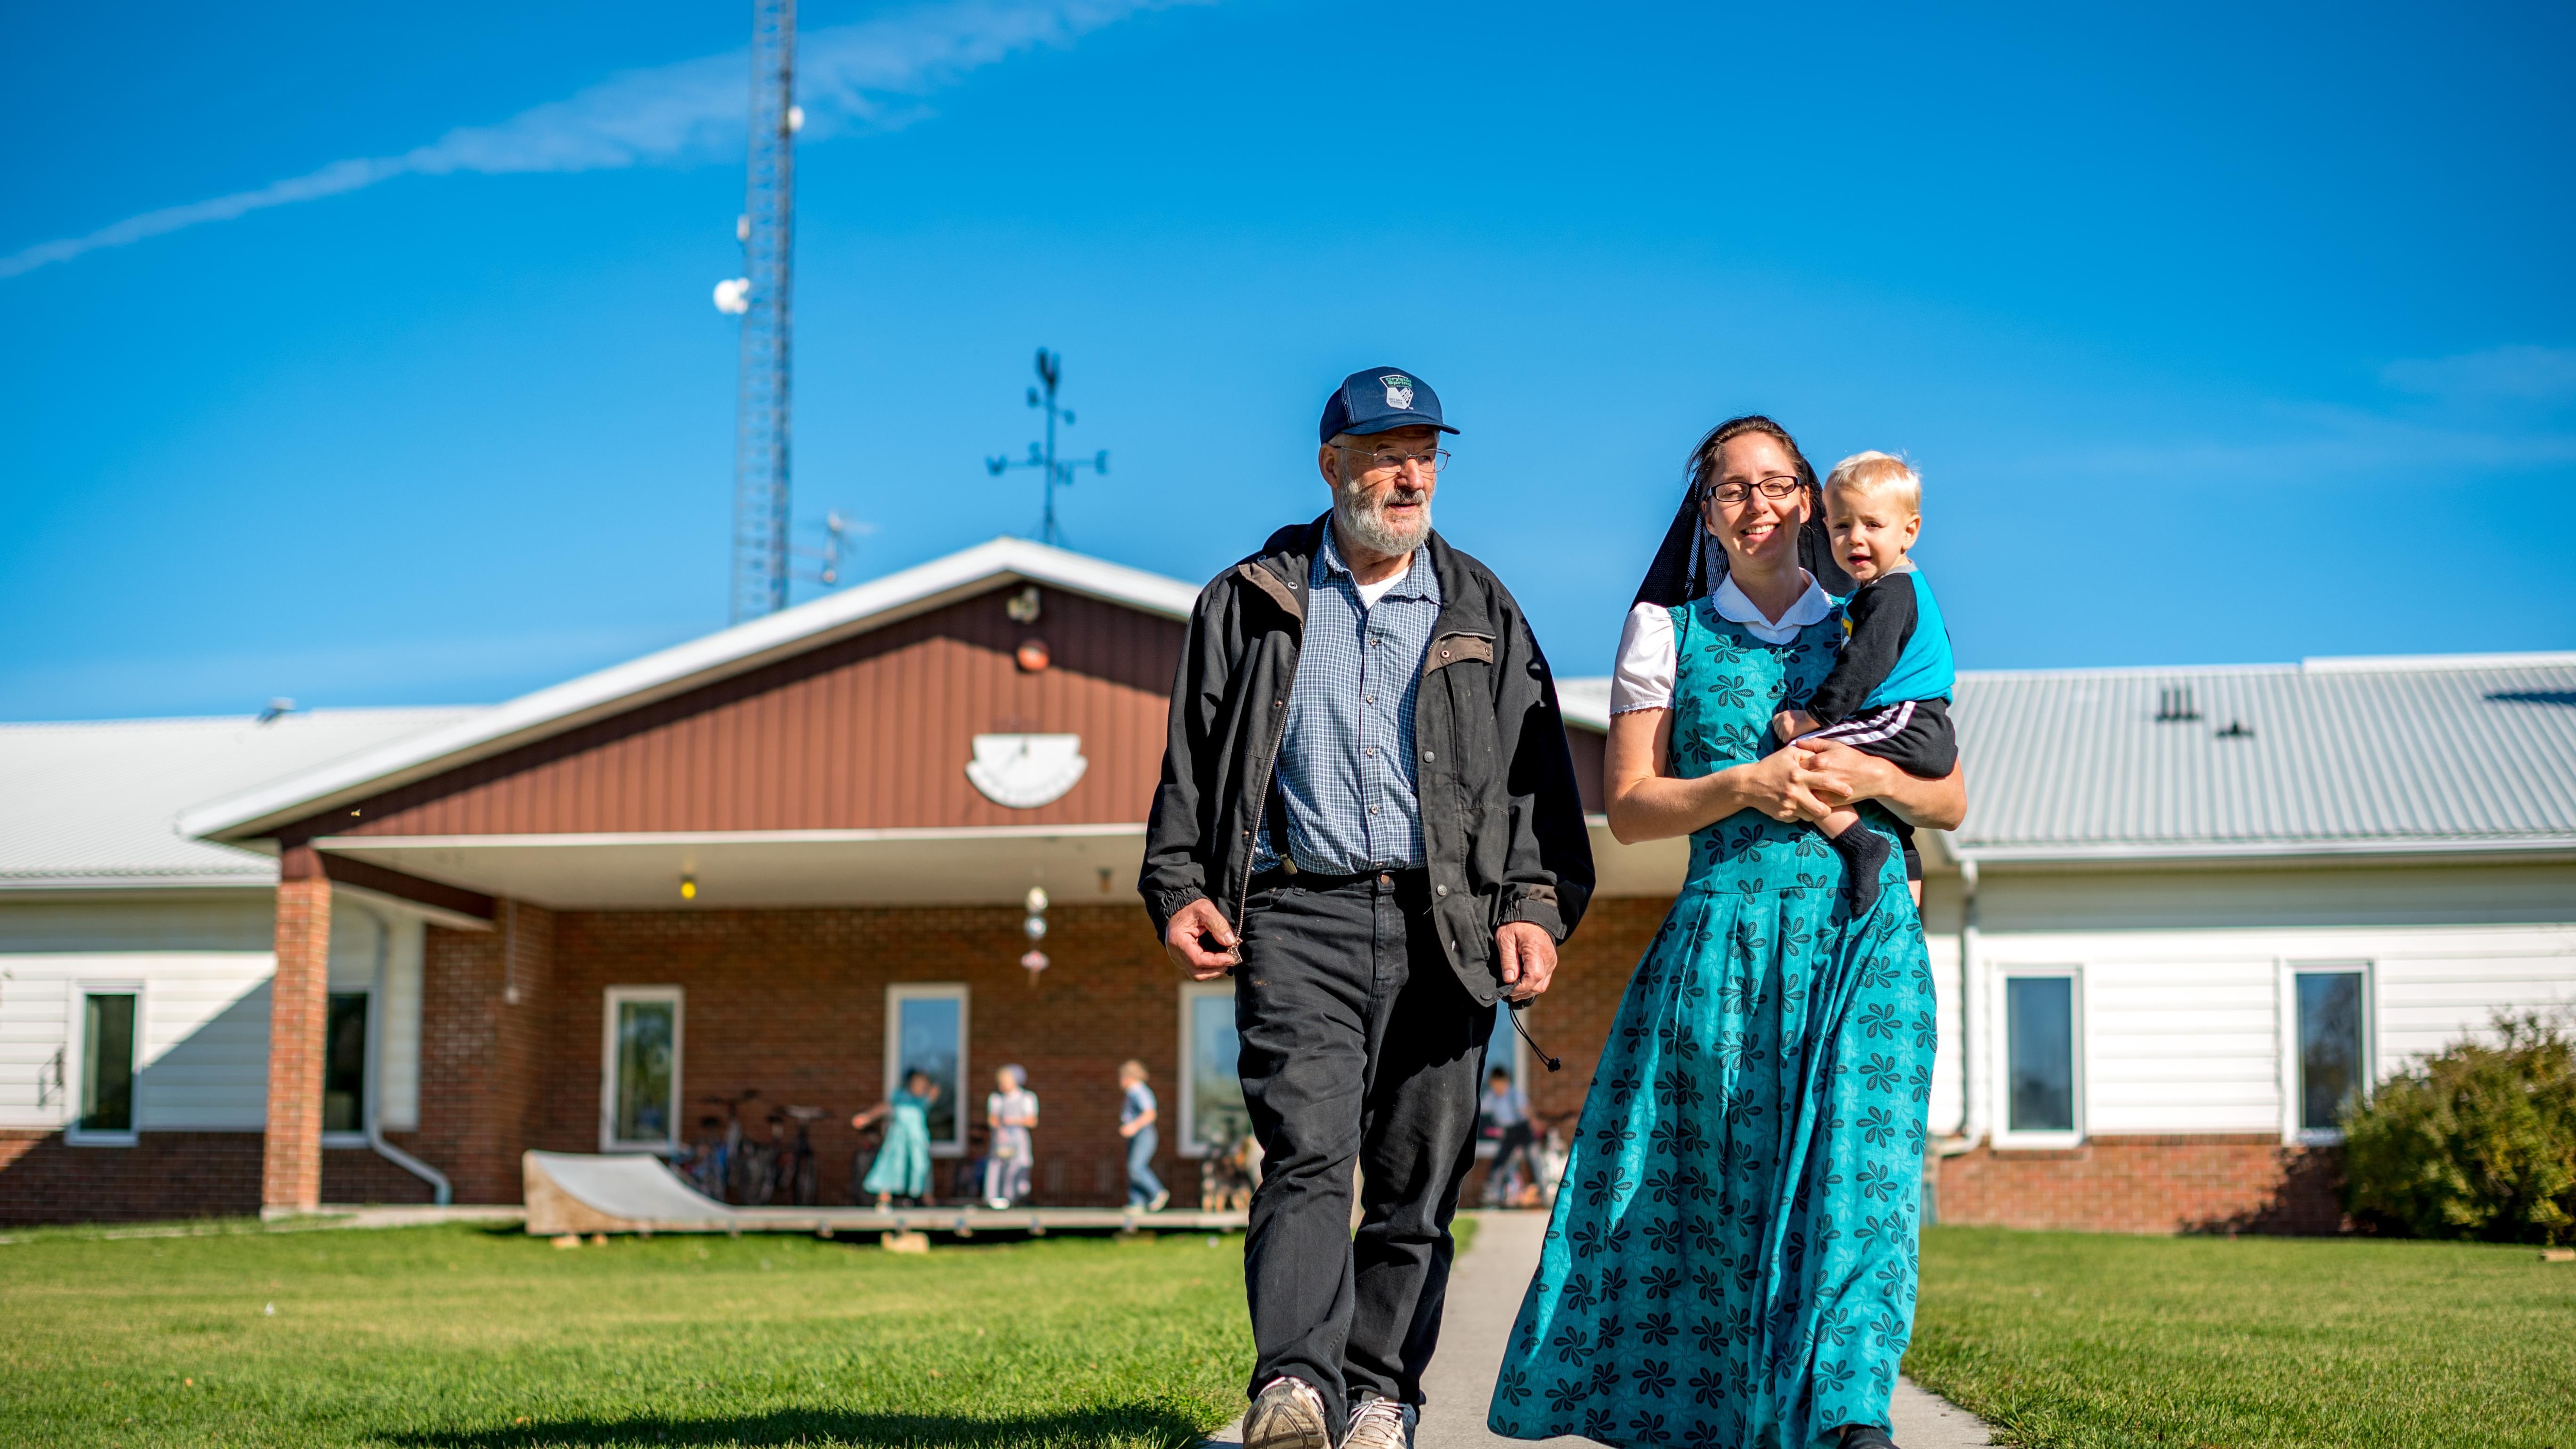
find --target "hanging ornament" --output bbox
[1021,887,1050,980]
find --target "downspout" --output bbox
[1956,857,1986,1148]
[356,901,451,1205]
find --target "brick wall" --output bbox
[0,1131,431,1224]
[1934,1134,2344,1234]
[407,902,557,1204]
[529,902,1192,1206]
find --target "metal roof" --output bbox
[1560,651,2576,862]
[0,708,485,889]
[178,538,1201,842]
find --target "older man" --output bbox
[1142,367,1595,1449]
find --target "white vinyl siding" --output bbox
[1954,861,2576,1143]
[0,891,440,1135]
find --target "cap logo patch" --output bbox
[1380,374,1415,410]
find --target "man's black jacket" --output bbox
[1139,515,1595,1006]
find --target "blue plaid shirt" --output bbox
[1255,529,1443,874]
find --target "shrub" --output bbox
[2340,1013,2576,1243]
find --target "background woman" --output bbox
[1487,416,1964,1449]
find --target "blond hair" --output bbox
[1823,451,1922,514]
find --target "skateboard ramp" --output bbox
[522,1151,736,1236]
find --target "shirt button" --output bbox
[1369,805,1380,815]
[1366,747,1375,757]
[1436,884,1449,898]
[1422,749,1434,762]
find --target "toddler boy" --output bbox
[1772,451,1957,914]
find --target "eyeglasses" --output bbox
[1336,445,1451,477]
[1708,474,1804,504]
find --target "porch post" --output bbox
[263,844,331,1216]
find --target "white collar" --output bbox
[1710,570,1829,641]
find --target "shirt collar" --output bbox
[1318,524,1437,602]
[1710,569,1830,630]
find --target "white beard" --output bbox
[1336,479,1432,558]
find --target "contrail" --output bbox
[3,0,1194,280]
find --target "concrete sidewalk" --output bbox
[1209,1209,1995,1448]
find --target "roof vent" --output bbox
[2215,720,2255,739]
[2154,686,2200,722]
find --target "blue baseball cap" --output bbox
[1318,366,1460,444]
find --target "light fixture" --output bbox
[680,876,698,900]
[1022,886,1049,979]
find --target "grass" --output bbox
[1908,1226,2576,1448]
[0,1222,1255,1448]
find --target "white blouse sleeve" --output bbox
[1609,602,1677,714]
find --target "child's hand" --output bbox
[1772,709,1819,742]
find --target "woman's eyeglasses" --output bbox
[1708,474,1803,504]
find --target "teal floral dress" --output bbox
[1487,597,1936,1449]
[862,1090,934,1201]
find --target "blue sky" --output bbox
[3,0,2570,720]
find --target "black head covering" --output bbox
[1632,416,1852,609]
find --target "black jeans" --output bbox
[1234,868,1494,1422]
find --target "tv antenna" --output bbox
[986,348,1106,546]
[714,0,798,621]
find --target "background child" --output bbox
[983,1065,1039,1208]
[1117,1059,1170,1212]
[853,1070,939,1209]
[1772,450,1957,914]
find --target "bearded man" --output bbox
[1141,367,1595,1449]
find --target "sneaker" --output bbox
[1242,1376,1329,1449]
[1148,1188,1171,1213]
[1342,1396,1415,1449]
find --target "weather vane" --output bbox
[986,348,1106,546]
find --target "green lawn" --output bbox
[1908,1227,2576,1449]
[0,1222,1255,1448]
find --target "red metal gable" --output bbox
[285,584,1182,843]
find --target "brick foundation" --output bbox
[0,1131,433,1225]
[1934,1134,2345,1235]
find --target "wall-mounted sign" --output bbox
[965,734,1088,809]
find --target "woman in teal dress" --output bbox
[1489,416,1965,1449]
[854,1070,940,1207]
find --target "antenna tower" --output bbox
[986,348,1107,546]
[725,0,797,621]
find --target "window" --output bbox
[77,991,138,1143]
[1999,971,2080,1145]
[886,985,968,1156]
[600,987,683,1152]
[322,992,370,1137]
[2292,965,2369,1140]
[1179,982,1249,1157]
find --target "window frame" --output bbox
[598,985,685,1154]
[2279,960,2374,1147]
[1176,981,1248,1160]
[320,987,372,1149]
[885,983,970,1158]
[1989,965,2084,1150]
[65,979,145,1147]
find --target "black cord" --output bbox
[1508,1000,1562,1073]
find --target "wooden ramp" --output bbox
[520,1151,1247,1237]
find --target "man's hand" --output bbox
[1163,897,1240,980]
[1496,921,1558,1002]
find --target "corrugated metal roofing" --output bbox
[1559,652,2576,861]
[1948,654,2576,859]
[0,708,485,887]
